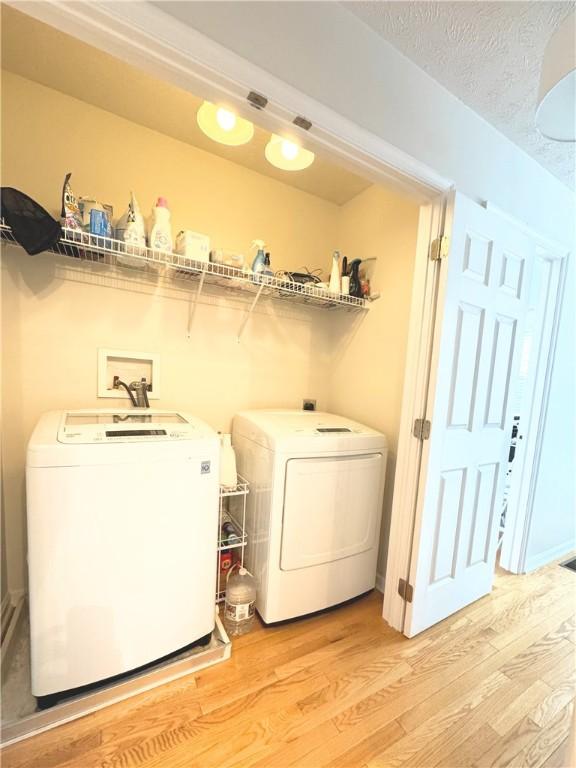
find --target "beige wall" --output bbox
[1,72,418,594]
[328,185,419,576]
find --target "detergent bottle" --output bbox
[149,197,173,253]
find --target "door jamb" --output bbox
[501,253,568,573]
[382,193,449,631]
[484,204,570,574]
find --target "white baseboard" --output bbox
[375,572,385,594]
[524,541,576,573]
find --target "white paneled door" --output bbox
[404,192,534,637]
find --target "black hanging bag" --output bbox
[0,187,62,255]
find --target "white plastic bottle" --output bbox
[219,433,237,489]
[149,197,173,253]
[224,567,257,636]
[329,250,341,294]
[116,191,147,267]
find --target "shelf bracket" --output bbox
[237,282,265,342]
[187,270,206,338]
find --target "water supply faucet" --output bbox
[129,378,151,408]
[112,376,151,408]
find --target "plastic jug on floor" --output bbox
[223,566,257,636]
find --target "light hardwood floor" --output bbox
[3,561,575,767]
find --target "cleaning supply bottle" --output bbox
[329,250,341,294]
[149,197,173,253]
[129,192,146,245]
[251,239,266,274]
[224,566,257,636]
[116,191,146,261]
[221,522,241,545]
[219,433,237,489]
[349,258,363,298]
[262,252,274,282]
[341,255,349,295]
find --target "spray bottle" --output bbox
[348,258,363,298]
[251,239,266,274]
[262,252,274,281]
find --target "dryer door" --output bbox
[280,453,384,571]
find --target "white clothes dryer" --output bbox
[232,410,387,623]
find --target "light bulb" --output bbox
[216,107,236,132]
[281,140,299,161]
[197,101,254,146]
[264,134,315,171]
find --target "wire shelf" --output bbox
[0,222,368,312]
[219,476,250,498]
[217,509,247,552]
[217,474,249,603]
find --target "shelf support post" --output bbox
[187,270,206,338]
[237,282,265,342]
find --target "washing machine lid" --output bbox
[233,410,386,453]
[27,410,218,467]
[56,410,204,444]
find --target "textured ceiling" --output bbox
[346,1,576,188]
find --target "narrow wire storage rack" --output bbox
[216,475,249,604]
[0,223,368,323]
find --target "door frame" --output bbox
[381,194,449,630]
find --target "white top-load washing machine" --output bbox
[232,410,387,623]
[26,409,219,705]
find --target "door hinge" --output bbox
[413,418,431,440]
[430,235,449,261]
[398,578,414,603]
